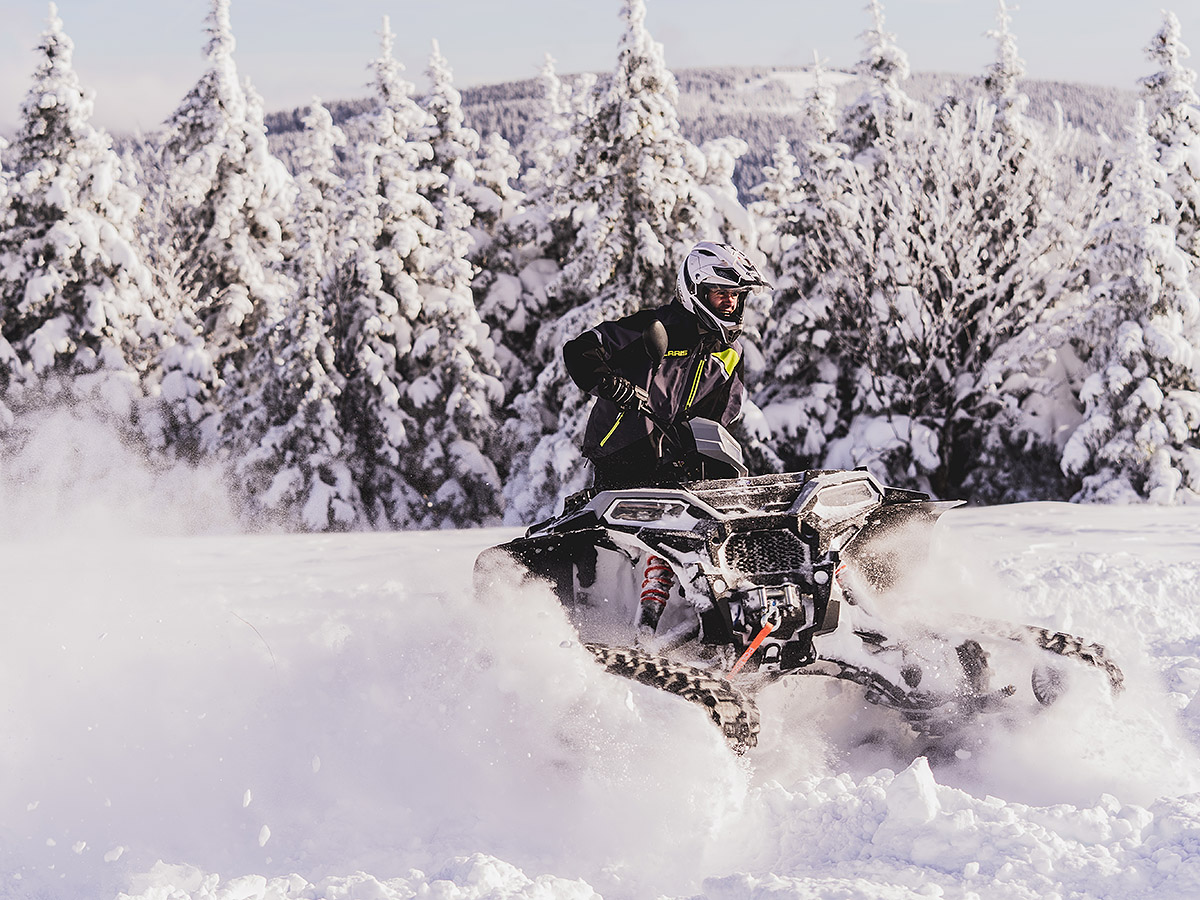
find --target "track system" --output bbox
[585,643,760,754]
[582,618,1123,753]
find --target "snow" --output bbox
[2,424,1200,900]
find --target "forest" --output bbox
[0,0,1198,532]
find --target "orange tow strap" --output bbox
[729,620,776,677]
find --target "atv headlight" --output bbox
[605,498,690,524]
[806,480,881,525]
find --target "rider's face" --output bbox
[705,286,742,317]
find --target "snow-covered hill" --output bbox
[2,453,1200,899]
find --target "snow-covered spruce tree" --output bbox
[743,132,820,477]
[502,0,718,524]
[400,276,506,529]
[765,2,1071,497]
[981,0,1027,139]
[474,54,593,391]
[749,57,841,284]
[748,135,802,281]
[468,131,523,265]
[420,39,524,265]
[154,0,296,452]
[855,98,1043,494]
[0,135,11,424]
[1140,10,1200,285]
[840,0,919,165]
[755,41,901,476]
[886,2,1066,498]
[696,137,757,261]
[0,135,8,218]
[144,309,223,462]
[963,0,1097,502]
[225,99,361,530]
[331,20,504,528]
[419,40,480,254]
[1061,103,1200,504]
[326,18,432,528]
[400,40,507,528]
[828,0,924,446]
[466,128,524,309]
[748,58,838,355]
[418,38,523,465]
[516,54,595,201]
[0,6,159,426]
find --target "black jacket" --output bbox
[563,301,745,461]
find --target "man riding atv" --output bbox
[563,241,770,490]
[477,242,1123,753]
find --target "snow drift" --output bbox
[1,425,1200,899]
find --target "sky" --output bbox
[1,0,1198,135]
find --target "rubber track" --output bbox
[968,620,1125,694]
[584,643,760,754]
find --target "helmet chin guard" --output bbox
[676,241,770,343]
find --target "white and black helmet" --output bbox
[676,241,770,343]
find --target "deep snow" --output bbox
[3,421,1200,899]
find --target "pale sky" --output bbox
[2,0,1198,135]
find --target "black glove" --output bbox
[595,374,645,410]
[664,420,695,452]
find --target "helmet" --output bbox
[676,241,770,343]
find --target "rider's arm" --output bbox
[562,329,612,393]
[563,313,653,394]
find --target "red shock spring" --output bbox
[640,554,675,610]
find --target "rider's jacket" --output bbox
[563,300,745,461]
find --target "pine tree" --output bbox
[143,310,222,461]
[326,21,504,528]
[466,128,525,328]
[1062,104,1200,504]
[0,5,159,422]
[762,3,1071,496]
[502,0,718,523]
[982,0,1029,140]
[328,17,435,527]
[158,0,296,380]
[0,134,12,427]
[400,280,506,527]
[961,0,1089,501]
[474,55,587,387]
[873,7,1059,496]
[748,135,802,279]
[389,39,508,527]
[756,18,922,479]
[419,40,479,250]
[840,0,918,163]
[696,137,757,260]
[468,131,524,266]
[517,54,595,200]
[0,134,8,216]
[552,0,713,311]
[1140,10,1200,284]
[227,99,361,530]
[747,59,838,368]
[289,98,349,280]
[756,58,876,473]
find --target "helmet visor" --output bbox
[698,265,744,288]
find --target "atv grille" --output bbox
[721,529,811,577]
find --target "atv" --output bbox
[474,335,1123,754]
